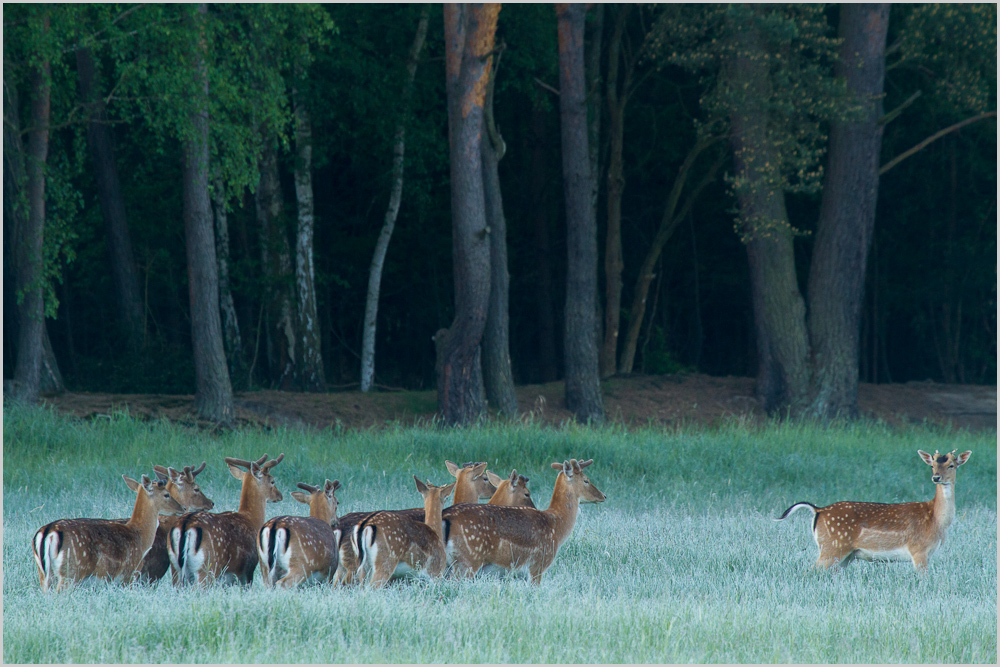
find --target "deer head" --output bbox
[154,462,214,511]
[225,453,285,505]
[445,460,496,502]
[550,458,606,504]
[918,449,972,485]
[123,474,185,517]
[291,479,341,525]
[486,469,536,508]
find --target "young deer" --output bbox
[486,469,536,509]
[258,479,342,588]
[168,453,284,586]
[32,474,185,591]
[445,458,606,584]
[334,461,494,585]
[356,477,456,587]
[117,463,215,583]
[777,449,973,571]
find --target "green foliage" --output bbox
[2,407,996,662]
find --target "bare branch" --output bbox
[534,77,560,97]
[879,111,997,176]
[879,89,921,125]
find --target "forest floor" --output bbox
[35,373,997,433]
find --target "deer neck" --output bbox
[452,474,477,505]
[544,474,580,546]
[932,481,956,531]
[310,497,336,525]
[423,493,445,541]
[237,476,267,530]
[125,489,159,551]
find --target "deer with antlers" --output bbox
[354,476,456,587]
[777,449,973,571]
[444,458,606,584]
[168,453,284,586]
[33,474,185,592]
[111,462,214,583]
[258,479,342,588]
[334,460,495,585]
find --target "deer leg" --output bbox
[276,567,307,589]
[368,560,394,588]
[909,551,929,573]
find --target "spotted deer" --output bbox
[777,449,973,571]
[486,469,536,509]
[334,460,494,585]
[356,477,456,587]
[445,458,606,584]
[168,453,284,586]
[32,474,185,591]
[114,462,215,583]
[258,479,342,588]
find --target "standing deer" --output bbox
[113,462,214,583]
[486,469,536,508]
[776,449,973,571]
[356,476,456,587]
[168,453,284,586]
[32,474,185,591]
[334,460,495,585]
[258,479,342,588]
[445,458,606,584]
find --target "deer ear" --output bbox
[414,476,428,494]
[153,466,169,482]
[291,491,310,505]
[550,462,563,471]
[563,460,574,477]
[956,451,972,466]
[228,463,245,480]
[250,462,263,479]
[441,482,456,498]
[445,460,460,477]
[167,467,183,483]
[140,474,154,491]
[508,469,519,485]
[471,462,488,478]
[918,450,934,466]
[486,470,503,487]
[123,474,140,492]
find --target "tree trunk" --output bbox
[292,80,325,392]
[529,107,559,382]
[12,28,51,404]
[212,178,246,388]
[75,46,145,352]
[360,7,429,392]
[40,325,65,394]
[183,3,233,424]
[481,51,518,417]
[256,138,296,389]
[725,16,810,414]
[806,4,890,418]
[557,3,605,423]
[438,3,500,425]
[599,4,631,378]
[585,3,604,214]
[618,140,722,374]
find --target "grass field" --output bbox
[3,403,996,663]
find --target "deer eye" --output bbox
[163,493,170,498]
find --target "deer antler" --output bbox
[261,453,285,471]
[191,462,207,477]
[297,482,319,493]
[224,457,253,469]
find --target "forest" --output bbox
[4,4,996,426]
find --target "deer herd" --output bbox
[31,448,972,591]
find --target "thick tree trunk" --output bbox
[618,140,722,374]
[256,138,296,389]
[360,7,429,392]
[585,3,604,214]
[806,4,890,418]
[212,178,246,387]
[12,37,51,403]
[293,83,325,392]
[557,3,604,423]
[481,54,518,417]
[528,108,559,382]
[183,3,233,424]
[599,5,631,378]
[75,47,145,352]
[725,17,809,414]
[438,3,499,425]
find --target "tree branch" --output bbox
[879,111,997,176]
[534,77,560,96]
[878,89,921,126]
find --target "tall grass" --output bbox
[3,402,996,663]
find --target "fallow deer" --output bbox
[334,460,494,585]
[168,453,284,586]
[258,479,342,588]
[445,458,606,584]
[114,462,214,583]
[486,469,536,508]
[776,449,973,571]
[356,476,456,587]
[32,474,185,591]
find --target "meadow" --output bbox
[3,402,996,663]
